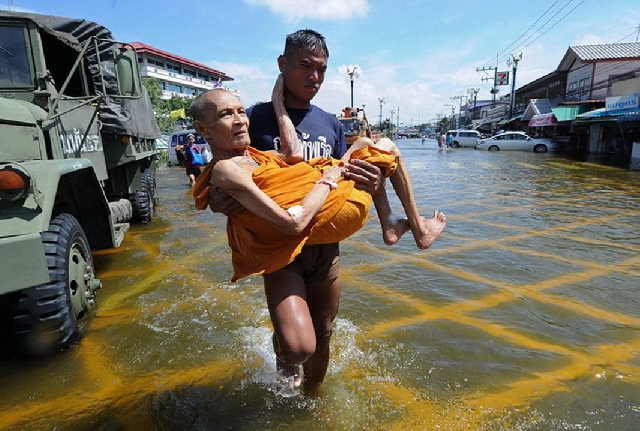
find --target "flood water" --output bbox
[1,138,639,430]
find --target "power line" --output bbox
[462,0,585,98]
[511,0,587,58]
[479,0,566,69]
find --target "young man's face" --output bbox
[278,46,328,109]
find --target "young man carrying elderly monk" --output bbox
[191,80,446,388]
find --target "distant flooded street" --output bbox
[1,138,639,430]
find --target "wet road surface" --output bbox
[1,139,639,430]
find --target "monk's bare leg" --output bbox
[348,137,447,249]
[343,138,406,244]
[370,180,411,245]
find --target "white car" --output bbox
[475,132,559,153]
[447,129,483,148]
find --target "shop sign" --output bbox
[605,93,639,111]
[496,71,509,86]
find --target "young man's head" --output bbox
[277,29,329,109]
[283,29,329,59]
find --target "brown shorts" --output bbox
[280,243,340,284]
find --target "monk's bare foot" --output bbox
[382,216,411,245]
[414,210,447,250]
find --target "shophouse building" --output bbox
[495,42,640,161]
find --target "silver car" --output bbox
[475,131,558,153]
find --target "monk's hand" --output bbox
[321,165,344,184]
[272,74,285,109]
[209,186,244,216]
[344,159,382,195]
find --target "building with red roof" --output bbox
[131,42,234,99]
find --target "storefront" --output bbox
[574,93,640,161]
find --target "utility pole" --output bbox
[378,97,385,128]
[444,104,454,131]
[346,66,358,108]
[450,96,465,129]
[468,88,479,124]
[396,106,400,132]
[507,53,523,121]
[477,56,498,107]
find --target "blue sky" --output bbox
[2,0,639,125]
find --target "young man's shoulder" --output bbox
[247,102,275,118]
[307,104,339,121]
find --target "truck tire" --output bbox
[109,198,133,224]
[144,169,158,207]
[12,214,100,357]
[129,190,151,223]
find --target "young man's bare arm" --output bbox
[344,158,383,194]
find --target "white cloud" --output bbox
[242,0,369,22]
[207,61,280,107]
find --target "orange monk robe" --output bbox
[194,146,397,281]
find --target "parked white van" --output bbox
[167,129,211,166]
[447,129,483,148]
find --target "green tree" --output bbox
[142,77,162,106]
[141,77,194,133]
[372,119,395,138]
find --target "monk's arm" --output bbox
[212,160,342,235]
[269,74,303,164]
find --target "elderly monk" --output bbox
[192,84,446,282]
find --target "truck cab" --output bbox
[338,106,382,146]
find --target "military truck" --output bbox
[338,106,382,146]
[0,12,160,356]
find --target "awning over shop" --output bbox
[529,113,558,127]
[476,122,494,132]
[619,113,640,123]
[575,107,640,122]
[521,99,554,121]
[497,114,522,126]
[475,117,501,129]
[551,105,586,122]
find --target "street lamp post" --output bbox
[508,53,522,120]
[347,66,358,108]
[378,97,385,129]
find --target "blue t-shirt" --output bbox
[247,102,347,160]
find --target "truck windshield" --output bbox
[339,118,360,136]
[0,25,33,86]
